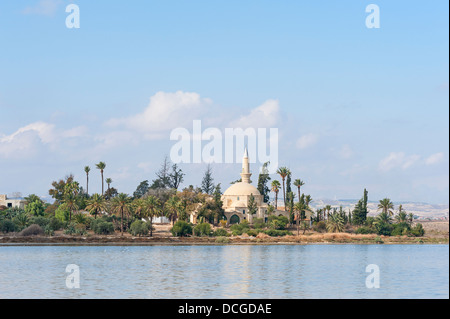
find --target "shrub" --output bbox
[48,217,63,231]
[269,216,289,230]
[93,221,115,235]
[375,222,393,236]
[0,220,17,233]
[391,222,410,236]
[130,220,150,237]
[355,226,376,234]
[73,213,88,226]
[313,221,327,233]
[13,213,30,230]
[374,236,384,244]
[19,224,44,236]
[64,223,77,235]
[171,221,192,237]
[30,216,50,228]
[253,218,266,229]
[409,223,425,237]
[230,223,250,236]
[194,222,212,237]
[219,220,227,228]
[44,225,54,236]
[213,228,229,237]
[246,229,260,237]
[264,229,292,237]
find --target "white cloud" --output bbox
[296,133,319,150]
[425,152,444,165]
[379,152,420,172]
[0,122,87,159]
[229,99,280,129]
[106,91,212,134]
[137,162,153,173]
[22,0,62,17]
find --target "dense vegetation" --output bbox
[0,158,426,239]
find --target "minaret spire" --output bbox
[240,147,251,183]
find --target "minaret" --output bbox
[240,147,251,183]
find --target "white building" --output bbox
[0,194,26,209]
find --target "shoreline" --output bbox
[1,234,448,246]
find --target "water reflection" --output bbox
[0,245,448,299]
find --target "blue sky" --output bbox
[0,0,448,204]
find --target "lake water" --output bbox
[0,244,448,299]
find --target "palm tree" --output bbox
[63,194,78,222]
[133,198,147,219]
[84,166,91,195]
[271,180,281,209]
[111,193,131,236]
[106,178,112,194]
[96,162,106,196]
[395,204,408,223]
[276,167,290,210]
[294,202,306,236]
[324,205,332,220]
[326,213,345,233]
[165,195,182,225]
[145,196,161,237]
[376,211,392,224]
[293,179,305,203]
[378,198,394,216]
[86,193,106,219]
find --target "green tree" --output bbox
[378,198,394,216]
[144,195,161,236]
[271,180,281,209]
[247,194,258,217]
[24,194,43,205]
[294,201,306,236]
[293,179,305,204]
[286,170,292,195]
[95,162,106,196]
[133,180,150,199]
[201,164,215,195]
[168,164,185,190]
[111,193,131,236]
[395,204,408,223]
[326,213,345,233]
[84,166,91,195]
[105,178,112,195]
[25,200,45,217]
[257,162,271,203]
[86,193,106,219]
[151,156,171,189]
[276,167,290,209]
[165,195,183,225]
[49,174,75,204]
[352,189,369,225]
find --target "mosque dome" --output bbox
[223,182,261,197]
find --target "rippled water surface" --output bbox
[0,244,448,299]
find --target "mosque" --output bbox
[220,148,290,225]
